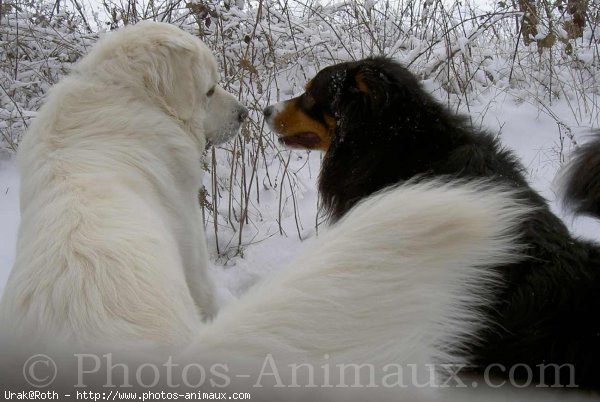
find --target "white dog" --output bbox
[0,22,246,348]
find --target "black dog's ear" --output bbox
[348,66,391,113]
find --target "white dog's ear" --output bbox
[142,38,200,121]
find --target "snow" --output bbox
[1,90,599,301]
[206,153,320,303]
[0,154,19,296]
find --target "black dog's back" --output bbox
[318,57,600,389]
[319,58,532,221]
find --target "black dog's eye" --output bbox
[207,87,215,97]
[302,92,315,109]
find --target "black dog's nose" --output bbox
[263,105,274,118]
[238,106,249,123]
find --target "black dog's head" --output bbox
[264,58,467,220]
[263,57,437,152]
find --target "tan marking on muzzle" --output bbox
[271,97,335,152]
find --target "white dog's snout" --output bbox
[202,87,248,145]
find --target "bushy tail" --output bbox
[560,133,600,219]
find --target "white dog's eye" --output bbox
[207,87,215,97]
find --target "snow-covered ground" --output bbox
[0,88,599,302]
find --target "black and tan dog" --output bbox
[264,57,600,389]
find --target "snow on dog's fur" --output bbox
[0,22,247,348]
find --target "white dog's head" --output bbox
[75,22,247,149]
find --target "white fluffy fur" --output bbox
[0,22,245,348]
[189,180,529,379]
